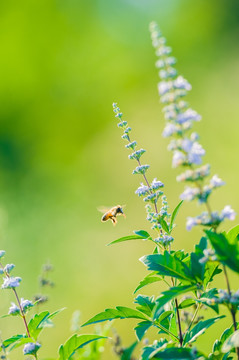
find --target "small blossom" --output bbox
[176,109,201,124]
[162,123,178,137]
[180,187,200,202]
[191,132,199,141]
[210,175,225,188]
[117,120,127,128]
[21,298,34,313]
[135,183,149,196]
[158,81,172,96]
[0,250,6,258]
[2,276,22,289]
[125,141,137,150]
[155,235,174,245]
[151,178,164,190]
[4,264,15,274]
[159,68,177,79]
[188,142,205,165]
[186,217,200,231]
[220,206,236,221]
[173,76,192,91]
[132,164,150,175]
[121,134,129,141]
[128,149,146,161]
[172,151,186,168]
[156,46,172,56]
[124,127,131,134]
[8,302,20,316]
[23,342,41,356]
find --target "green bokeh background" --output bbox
[0,0,239,358]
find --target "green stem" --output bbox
[186,303,201,333]
[154,321,179,342]
[175,298,183,346]
[223,265,239,360]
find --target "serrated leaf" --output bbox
[140,251,195,283]
[153,285,197,320]
[58,334,106,360]
[141,339,168,360]
[183,316,225,345]
[134,320,152,341]
[205,230,239,273]
[169,200,183,231]
[135,295,155,317]
[212,323,238,353]
[82,306,148,326]
[204,262,222,287]
[196,288,219,313]
[134,272,163,294]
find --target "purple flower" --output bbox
[180,187,200,201]
[221,206,236,221]
[162,123,177,137]
[176,109,201,124]
[8,302,20,316]
[188,142,205,165]
[172,151,186,168]
[151,178,164,190]
[158,81,172,95]
[4,264,15,274]
[135,183,149,196]
[210,175,225,188]
[0,250,5,258]
[173,76,192,91]
[186,217,199,231]
[23,342,41,355]
[21,298,34,313]
[2,276,22,289]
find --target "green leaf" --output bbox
[134,272,163,294]
[205,230,239,273]
[151,347,201,359]
[140,251,195,283]
[170,200,183,231]
[227,224,239,242]
[222,330,239,353]
[183,316,225,345]
[58,335,106,360]
[107,233,151,246]
[134,321,152,341]
[82,306,148,326]
[141,339,168,360]
[203,262,222,287]
[28,309,64,340]
[159,218,169,234]
[153,285,197,320]
[135,295,155,317]
[134,230,152,239]
[121,341,138,360]
[178,299,196,310]
[7,337,35,351]
[0,335,25,350]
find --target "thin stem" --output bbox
[186,303,201,333]
[175,298,183,346]
[154,322,179,342]
[0,262,31,338]
[223,265,239,359]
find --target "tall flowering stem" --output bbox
[149,22,236,232]
[113,103,174,250]
[112,103,184,343]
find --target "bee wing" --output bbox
[97,206,112,214]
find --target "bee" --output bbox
[98,205,126,226]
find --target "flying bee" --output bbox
[98,205,126,226]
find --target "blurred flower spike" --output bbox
[150,21,236,230]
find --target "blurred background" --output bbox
[0,0,239,358]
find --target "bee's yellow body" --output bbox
[100,205,125,225]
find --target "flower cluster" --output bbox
[150,22,236,230]
[0,250,39,357]
[207,289,239,307]
[113,103,173,248]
